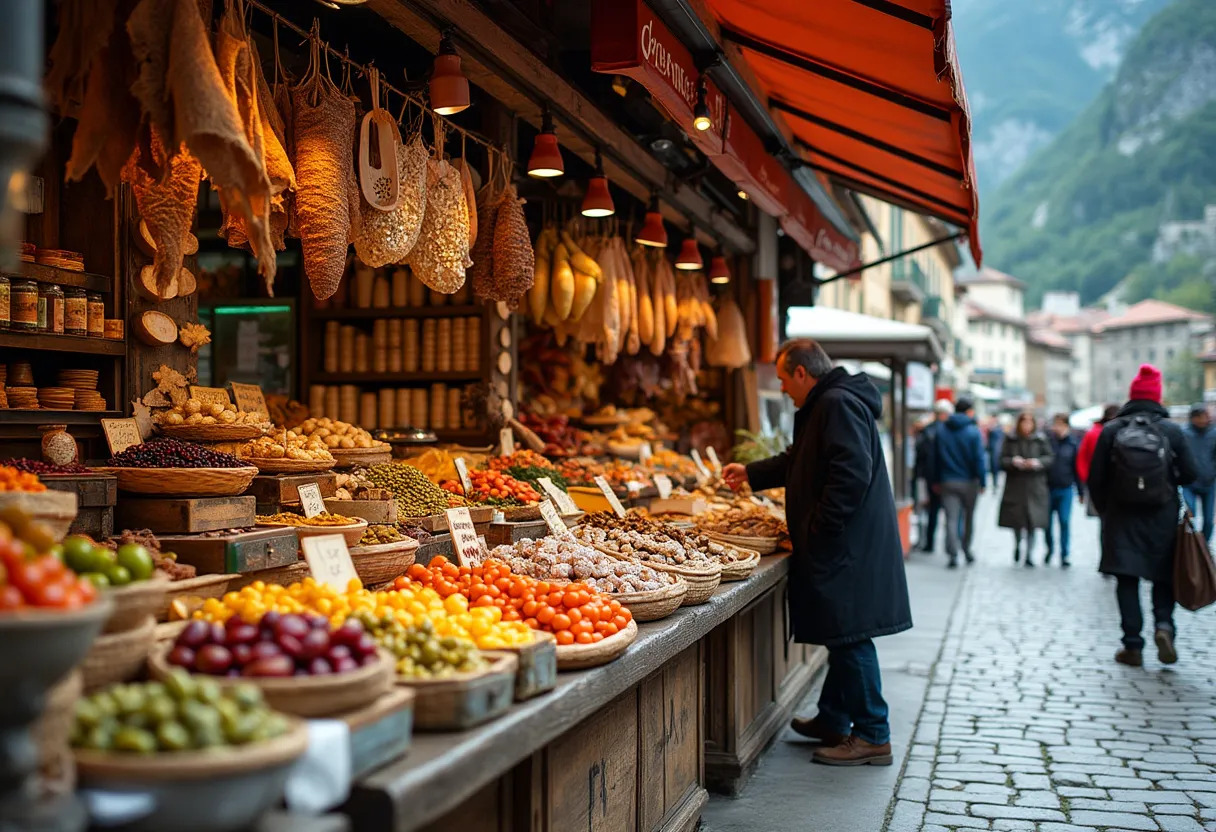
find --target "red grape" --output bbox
[277,634,305,660]
[196,644,234,674]
[354,633,378,658]
[226,623,259,645]
[231,643,254,665]
[179,621,210,648]
[333,657,359,673]
[332,619,364,648]
[167,645,196,668]
[243,655,294,677]
[300,629,330,660]
[308,657,333,675]
[275,615,310,641]
[325,645,352,665]
[251,642,283,661]
[306,614,329,630]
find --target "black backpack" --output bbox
[1109,415,1175,505]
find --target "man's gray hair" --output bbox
[777,338,833,379]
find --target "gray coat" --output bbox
[998,433,1054,530]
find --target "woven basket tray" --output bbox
[82,615,155,692]
[95,466,259,497]
[0,490,77,539]
[349,538,419,585]
[35,669,82,777]
[148,645,395,719]
[716,546,761,581]
[555,618,638,670]
[704,531,780,555]
[158,424,264,442]
[74,718,309,781]
[228,562,310,591]
[242,457,336,474]
[329,446,393,468]
[612,577,687,622]
[158,574,237,621]
[581,540,722,606]
[257,519,368,548]
[104,576,171,633]
[399,651,518,731]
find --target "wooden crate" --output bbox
[41,473,117,508]
[69,506,114,538]
[343,688,414,780]
[413,534,452,567]
[511,633,557,701]
[324,498,397,524]
[245,473,339,508]
[545,689,639,832]
[485,519,548,548]
[115,496,256,534]
[157,527,299,574]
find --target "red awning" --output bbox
[705,0,982,264]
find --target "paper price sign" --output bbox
[594,476,627,518]
[454,457,473,498]
[189,386,232,407]
[625,480,644,494]
[499,427,515,457]
[445,507,485,567]
[690,449,711,479]
[638,442,653,464]
[101,418,143,456]
[230,382,268,417]
[654,474,673,499]
[297,482,326,518]
[705,446,722,473]
[301,534,357,592]
[539,500,575,540]
[537,477,578,515]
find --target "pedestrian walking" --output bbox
[723,339,911,767]
[932,397,986,569]
[1077,404,1120,517]
[1088,365,1198,667]
[986,415,1006,489]
[914,400,953,552]
[1181,404,1215,543]
[999,412,1053,566]
[1045,413,1081,567]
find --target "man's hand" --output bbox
[722,463,749,492]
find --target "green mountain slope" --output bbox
[980,0,1216,309]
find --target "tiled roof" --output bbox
[965,301,1027,329]
[1092,299,1211,332]
[1028,328,1072,352]
[956,267,1026,289]
[1025,308,1110,335]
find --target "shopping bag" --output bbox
[1173,505,1216,611]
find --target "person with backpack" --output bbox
[1087,365,1198,667]
[999,412,1054,566]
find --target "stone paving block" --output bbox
[1013,790,1062,808]
[1011,773,1051,790]
[1111,791,1194,805]
[1154,817,1204,832]
[969,803,1067,822]
[1069,798,1149,813]
[928,800,970,815]
[885,799,926,832]
[933,778,964,790]
[903,759,932,779]
[1057,787,1107,798]
[992,820,1038,832]
[923,811,991,828]
[1093,775,1158,789]
[1038,825,1105,832]
[1068,810,1159,830]
[1150,803,1199,814]
[1053,773,1092,786]
[1161,780,1216,792]
[896,776,930,803]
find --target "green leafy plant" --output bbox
[731,429,790,464]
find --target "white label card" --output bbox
[539,500,575,540]
[594,476,627,518]
[499,427,515,457]
[301,534,357,592]
[639,442,653,464]
[654,474,673,499]
[297,482,325,518]
[445,507,485,567]
[230,382,268,417]
[690,449,711,479]
[705,446,722,473]
[454,457,473,497]
[537,477,578,515]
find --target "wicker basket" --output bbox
[499,504,541,522]
[95,466,259,497]
[82,615,156,692]
[400,651,518,731]
[704,532,780,555]
[349,539,419,585]
[104,576,171,633]
[329,446,392,468]
[555,618,638,670]
[148,645,395,718]
[242,457,336,475]
[716,547,761,582]
[0,490,77,539]
[158,574,236,621]
[258,519,368,548]
[35,669,82,779]
[228,562,310,591]
[158,424,264,442]
[582,541,722,606]
[613,578,687,622]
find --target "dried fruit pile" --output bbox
[695,504,788,539]
[2,459,92,476]
[489,537,677,594]
[256,512,359,527]
[107,439,247,469]
[0,466,46,493]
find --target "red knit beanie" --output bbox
[1128,364,1163,403]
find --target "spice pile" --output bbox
[256,512,359,527]
[107,439,247,469]
[489,538,677,594]
[362,464,463,517]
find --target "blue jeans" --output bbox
[1183,486,1215,543]
[816,639,890,745]
[1045,488,1074,560]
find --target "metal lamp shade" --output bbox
[527,132,564,178]
[675,238,703,270]
[635,210,668,247]
[429,53,470,115]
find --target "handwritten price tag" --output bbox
[454,457,473,498]
[300,534,357,592]
[230,382,268,417]
[538,500,575,540]
[537,477,578,515]
[639,442,653,464]
[297,482,325,518]
[654,474,673,499]
[594,476,627,518]
[499,427,515,457]
[189,386,232,407]
[690,449,711,480]
[705,446,722,473]
[445,507,485,567]
[101,418,143,456]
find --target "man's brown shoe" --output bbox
[812,735,893,766]
[1115,648,1143,667]
[789,716,847,746]
[1154,629,1177,665]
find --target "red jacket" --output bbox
[1076,422,1103,483]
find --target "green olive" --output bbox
[156,721,191,751]
[113,726,157,754]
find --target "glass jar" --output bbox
[87,292,104,337]
[11,280,38,331]
[64,287,87,336]
[41,284,64,334]
[0,275,9,330]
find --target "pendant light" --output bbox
[675,237,703,270]
[527,107,564,178]
[709,255,731,284]
[692,77,712,132]
[581,148,615,218]
[635,195,668,248]
[429,33,470,116]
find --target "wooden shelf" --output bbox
[0,331,126,356]
[4,262,112,293]
[0,410,122,425]
[309,305,485,320]
[433,428,492,444]
[309,371,483,384]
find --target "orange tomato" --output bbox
[555,630,574,645]
[566,606,582,624]
[536,605,556,625]
[521,600,539,617]
[576,632,594,644]
[551,613,571,631]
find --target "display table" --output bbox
[345,554,824,832]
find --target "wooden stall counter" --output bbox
[345,554,824,832]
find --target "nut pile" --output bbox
[333,472,388,501]
[577,512,717,568]
[239,431,334,462]
[362,464,463,517]
[598,512,743,565]
[256,512,359,527]
[290,418,386,451]
[107,439,247,469]
[696,504,787,538]
[489,538,677,593]
[155,399,271,429]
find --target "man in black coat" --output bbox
[1088,364,1197,667]
[723,339,912,767]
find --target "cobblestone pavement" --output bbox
[886,495,1216,832]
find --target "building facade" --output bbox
[1027,292,1109,409]
[1090,300,1213,405]
[1026,328,1073,418]
[959,268,1028,396]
